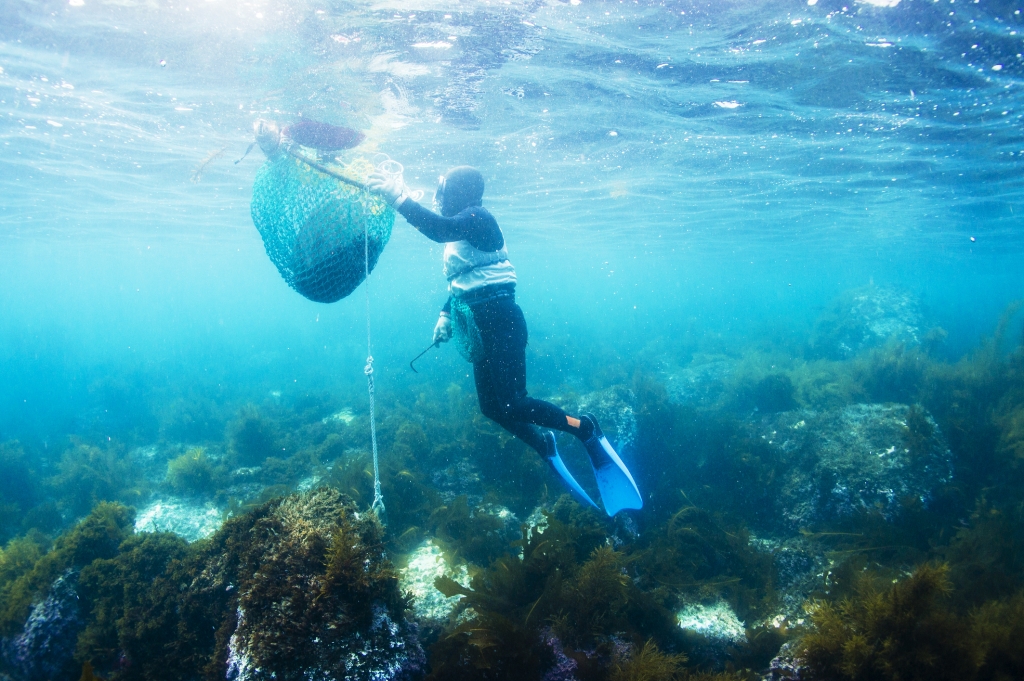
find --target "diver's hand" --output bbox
[433,314,453,344]
[366,172,409,208]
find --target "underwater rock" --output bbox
[430,458,484,505]
[133,497,223,542]
[676,600,747,660]
[322,407,356,425]
[398,539,469,630]
[428,499,522,568]
[810,285,922,359]
[663,356,735,406]
[763,641,808,681]
[752,403,953,528]
[539,628,580,681]
[1,571,81,681]
[479,503,524,544]
[1,492,423,681]
[748,534,826,628]
[524,505,550,540]
[226,602,419,681]
[573,386,638,453]
[217,488,424,681]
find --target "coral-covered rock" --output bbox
[810,285,923,359]
[663,356,736,407]
[676,600,746,646]
[398,539,468,631]
[763,641,807,681]
[573,386,638,453]
[214,488,424,681]
[2,491,424,681]
[133,497,223,541]
[750,403,953,528]
[1,571,81,681]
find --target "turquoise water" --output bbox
[3,0,1022,441]
[2,1,1024,677]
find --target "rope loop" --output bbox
[364,356,374,376]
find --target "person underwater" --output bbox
[366,165,642,516]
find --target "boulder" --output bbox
[1,571,81,681]
[213,489,425,681]
[810,285,922,359]
[750,403,953,529]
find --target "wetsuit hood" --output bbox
[436,166,485,217]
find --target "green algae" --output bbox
[46,442,144,520]
[798,563,1024,681]
[76,531,193,678]
[634,505,774,621]
[971,591,1024,681]
[427,495,509,566]
[0,502,134,638]
[611,639,688,681]
[799,564,972,681]
[5,296,1024,680]
[229,405,280,466]
[0,488,413,681]
[159,395,225,444]
[165,447,222,496]
[426,500,685,679]
[0,441,39,542]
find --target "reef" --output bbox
[745,402,954,529]
[808,285,923,360]
[766,563,1024,681]
[165,447,222,497]
[2,290,1024,680]
[0,489,423,681]
[133,497,223,542]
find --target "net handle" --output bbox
[286,147,368,191]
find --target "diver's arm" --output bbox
[397,200,473,242]
[397,201,504,250]
[434,296,453,344]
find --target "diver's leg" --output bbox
[473,355,547,453]
[479,298,591,438]
[478,297,641,514]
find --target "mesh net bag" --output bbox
[250,153,394,303]
[450,296,486,363]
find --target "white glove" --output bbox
[433,314,453,344]
[366,171,409,208]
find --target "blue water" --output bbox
[1,0,1023,442]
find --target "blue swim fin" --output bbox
[581,414,643,516]
[543,431,600,510]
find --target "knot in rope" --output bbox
[364,356,374,376]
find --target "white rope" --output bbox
[364,218,385,525]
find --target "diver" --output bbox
[367,166,642,516]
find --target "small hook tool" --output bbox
[409,341,440,373]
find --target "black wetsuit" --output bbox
[398,199,578,455]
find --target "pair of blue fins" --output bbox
[544,414,642,517]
